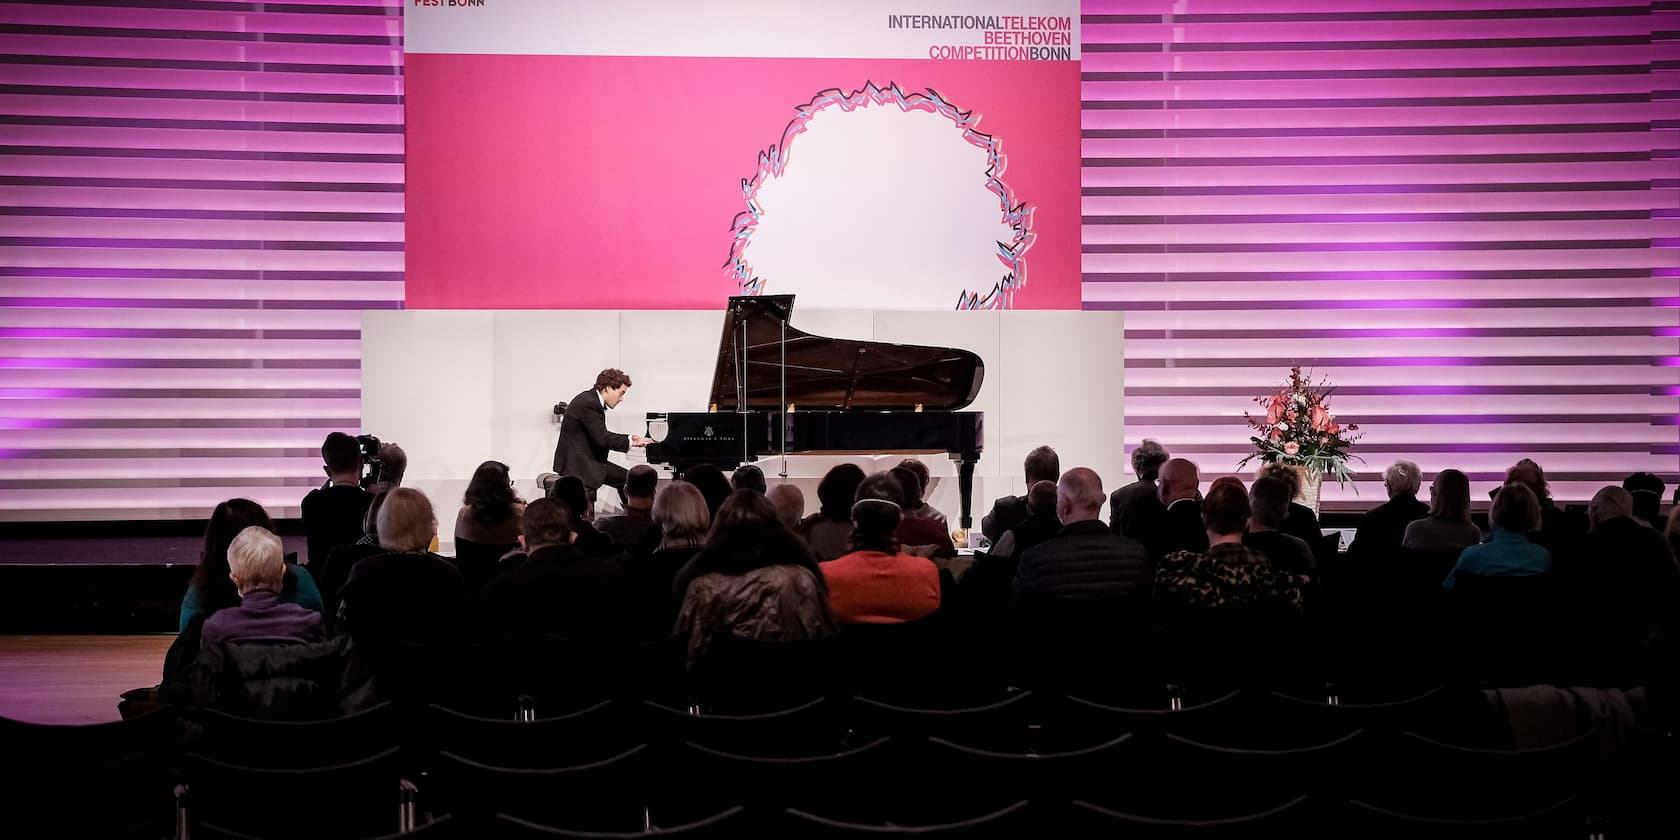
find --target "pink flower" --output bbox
[1283,442,1299,456]
[1266,400,1283,424]
[1310,405,1330,432]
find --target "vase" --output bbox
[1294,465,1324,515]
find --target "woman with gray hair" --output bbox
[201,526,325,648]
[1347,460,1430,559]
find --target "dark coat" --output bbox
[980,494,1028,545]
[1282,502,1323,546]
[1014,520,1152,602]
[996,509,1062,559]
[301,484,372,568]
[479,543,632,640]
[1132,498,1209,564]
[553,388,629,490]
[338,551,470,643]
[1108,478,1160,532]
[1348,493,1429,559]
[1577,516,1680,642]
[183,634,367,720]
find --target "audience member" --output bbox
[366,441,406,495]
[337,488,469,642]
[821,472,941,625]
[767,483,805,531]
[731,463,767,495]
[1014,468,1151,626]
[596,464,660,552]
[627,481,711,637]
[1154,482,1308,618]
[890,466,955,556]
[981,445,1059,544]
[319,491,389,618]
[896,458,949,531]
[798,463,866,561]
[201,527,326,648]
[674,490,836,669]
[990,480,1059,559]
[454,460,525,547]
[1403,469,1482,554]
[1243,476,1316,576]
[1109,439,1168,532]
[548,474,619,559]
[1623,472,1665,530]
[1259,463,1323,546]
[1129,458,1208,562]
[480,498,629,640]
[1504,457,1585,557]
[1576,486,1679,644]
[1347,460,1428,559]
[301,432,373,568]
[181,499,322,633]
[1444,482,1550,590]
[683,463,734,520]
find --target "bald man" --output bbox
[1013,467,1151,631]
[1578,485,1679,657]
[1122,458,1209,563]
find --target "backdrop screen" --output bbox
[404,0,1083,311]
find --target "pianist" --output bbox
[553,368,651,506]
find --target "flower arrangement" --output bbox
[1237,366,1364,486]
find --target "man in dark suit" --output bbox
[481,498,631,640]
[553,368,649,506]
[1109,439,1168,533]
[980,444,1059,545]
[1128,458,1208,563]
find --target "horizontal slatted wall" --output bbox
[0,0,403,522]
[1082,0,1680,506]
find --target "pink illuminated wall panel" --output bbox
[1082,0,1680,505]
[0,0,403,521]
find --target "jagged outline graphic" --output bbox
[725,81,1036,310]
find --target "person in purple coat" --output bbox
[201,526,326,648]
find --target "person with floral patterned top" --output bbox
[1155,480,1309,616]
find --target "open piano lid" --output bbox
[708,295,984,412]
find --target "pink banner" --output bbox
[405,54,1081,310]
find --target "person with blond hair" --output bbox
[625,480,713,637]
[1443,482,1551,590]
[337,487,470,641]
[201,526,325,648]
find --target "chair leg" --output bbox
[400,779,418,833]
[174,784,190,840]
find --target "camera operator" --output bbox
[367,441,406,495]
[302,432,373,568]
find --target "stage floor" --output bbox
[0,635,174,724]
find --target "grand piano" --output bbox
[644,295,985,528]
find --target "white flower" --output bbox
[1274,421,1288,430]
[1294,394,1308,406]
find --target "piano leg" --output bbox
[956,457,977,531]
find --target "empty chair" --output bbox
[637,697,841,756]
[1140,731,1368,810]
[528,634,688,708]
[183,747,408,840]
[1612,725,1677,840]
[1,748,173,840]
[496,807,748,839]
[1068,795,1316,839]
[671,737,894,825]
[1013,624,1183,700]
[1052,689,1247,744]
[835,620,1010,706]
[1263,686,1456,738]
[699,633,847,710]
[779,800,1032,839]
[425,745,650,832]
[1370,727,1602,818]
[919,734,1136,816]
[364,633,529,716]
[450,537,518,596]
[424,701,634,766]
[850,692,1036,749]
[193,701,398,767]
[1342,794,1593,840]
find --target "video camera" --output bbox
[355,433,385,490]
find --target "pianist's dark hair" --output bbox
[816,463,868,521]
[674,489,824,598]
[594,368,632,391]
[852,472,905,555]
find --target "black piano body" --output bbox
[644,295,985,528]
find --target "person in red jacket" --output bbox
[821,472,941,625]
